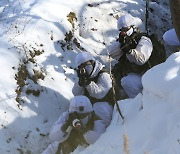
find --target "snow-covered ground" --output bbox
[0,0,179,153]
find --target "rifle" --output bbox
[106,52,124,121]
[145,0,150,35]
[56,125,88,154]
[102,30,125,121]
[110,72,125,121]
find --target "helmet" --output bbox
[75,52,95,68]
[69,95,93,114]
[117,14,137,30]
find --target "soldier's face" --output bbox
[78,60,94,76]
[119,27,130,36]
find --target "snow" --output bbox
[0,0,179,153]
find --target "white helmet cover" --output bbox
[75,52,95,68]
[69,95,93,114]
[117,13,141,30]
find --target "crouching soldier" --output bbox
[42,95,107,154]
[110,13,153,98]
[72,52,113,127]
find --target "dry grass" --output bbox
[123,134,129,154]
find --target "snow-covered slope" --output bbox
[0,0,179,154]
[77,52,180,154]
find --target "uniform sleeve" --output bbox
[49,112,71,143]
[72,82,85,96]
[126,36,153,65]
[86,72,112,99]
[109,41,124,60]
[42,141,59,154]
[83,120,106,144]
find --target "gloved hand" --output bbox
[128,39,137,49]
[121,39,137,54]
[118,35,126,44]
[72,119,81,129]
[61,112,80,132]
[78,76,91,87]
[121,44,131,53]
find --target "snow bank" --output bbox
[77,52,180,154]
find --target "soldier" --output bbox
[110,13,153,98]
[72,52,113,126]
[42,95,107,154]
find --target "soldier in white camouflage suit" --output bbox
[72,52,113,127]
[42,95,108,154]
[109,13,153,98]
